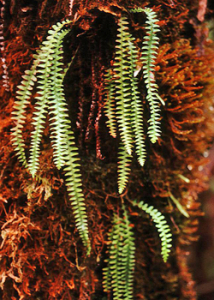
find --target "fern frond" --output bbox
[47,28,90,253]
[118,142,132,194]
[11,58,39,167]
[114,16,133,155]
[128,36,146,166]
[107,214,124,299]
[133,200,172,262]
[103,208,135,300]
[11,20,71,170]
[63,129,91,254]
[121,205,135,300]
[129,8,144,13]
[11,19,90,253]
[104,69,117,138]
[141,8,161,143]
[28,20,72,177]
[48,28,71,169]
[103,216,118,293]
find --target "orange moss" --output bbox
[0,0,214,299]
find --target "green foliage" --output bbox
[12,9,173,300]
[118,143,132,194]
[141,8,162,143]
[132,200,172,263]
[105,8,162,194]
[114,16,134,156]
[103,207,135,299]
[104,69,117,138]
[11,20,91,254]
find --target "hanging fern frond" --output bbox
[46,28,91,253]
[128,35,146,167]
[11,56,39,167]
[121,205,135,300]
[11,19,72,175]
[118,142,132,194]
[48,28,71,169]
[104,69,117,138]
[63,130,91,254]
[114,16,133,155]
[132,200,172,262]
[28,20,72,177]
[12,20,90,253]
[103,207,135,299]
[141,8,162,143]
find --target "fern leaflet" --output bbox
[132,200,172,262]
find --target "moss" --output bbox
[1,0,214,299]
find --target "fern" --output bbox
[118,142,132,194]
[11,56,39,167]
[128,35,146,166]
[141,8,162,143]
[103,207,135,299]
[121,206,135,299]
[105,8,162,193]
[132,200,172,262]
[104,69,117,138]
[12,20,90,254]
[114,16,133,156]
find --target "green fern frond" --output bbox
[103,208,135,299]
[63,130,91,254]
[48,28,71,169]
[121,205,135,300]
[132,200,172,262]
[11,57,39,167]
[104,69,117,138]
[114,16,133,155]
[11,20,71,171]
[129,8,145,13]
[118,142,132,194]
[28,21,72,177]
[12,20,90,253]
[141,8,162,143]
[128,36,146,167]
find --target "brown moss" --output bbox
[0,0,214,299]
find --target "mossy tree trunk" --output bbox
[0,0,214,299]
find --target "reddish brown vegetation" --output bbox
[0,0,214,299]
